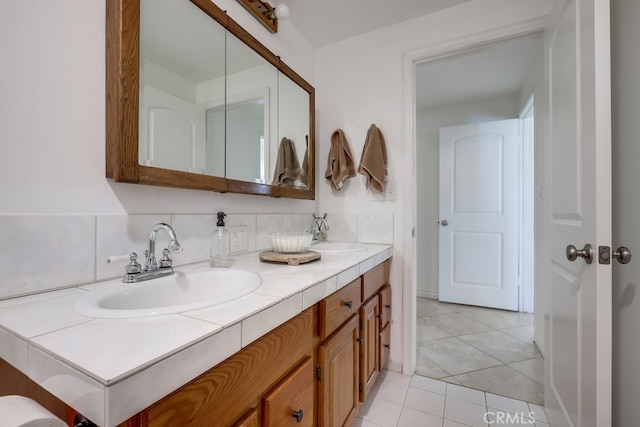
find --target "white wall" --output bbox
[315,0,553,372]
[611,1,640,424]
[0,0,316,216]
[0,0,318,298]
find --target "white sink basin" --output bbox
[311,241,368,254]
[73,268,261,318]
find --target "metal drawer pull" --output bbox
[344,300,353,309]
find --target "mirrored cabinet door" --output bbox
[139,0,226,177]
[224,30,278,184]
[276,71,311,189]
[106,0,315,199]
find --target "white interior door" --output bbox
[544,0,612,425]
[438,119,520,311]
[139,85,206,173]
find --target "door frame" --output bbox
[401,18,548,375]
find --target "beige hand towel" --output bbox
[272,137,300,187]
[325,129,356,190]
[358,124,387,194]
[298,135,309,186]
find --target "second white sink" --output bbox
[311,241,368,254]
[73,268,261,318]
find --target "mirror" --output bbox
[106,0,315,199]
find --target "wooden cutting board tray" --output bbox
[259,250,321,266]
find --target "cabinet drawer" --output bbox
[379,323,391,370]
[362,259,390,302]
[319,278,361,339]
[262,357,314,427]
[378,284,391,329]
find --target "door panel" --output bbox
[544,0,612,425]
[439,119,520,310]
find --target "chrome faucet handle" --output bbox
[158,248,173,268]
[124,252,142,274]
[107,253,142,274]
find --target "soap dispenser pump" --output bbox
[210,212,233,268]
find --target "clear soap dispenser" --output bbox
[210,212,233,268]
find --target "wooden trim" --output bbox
[106,0,140,182]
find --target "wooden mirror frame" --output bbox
[106,0,315,199]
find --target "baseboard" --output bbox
[417,289,439,300]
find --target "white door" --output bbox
[544,0,612,425]
[438,119,520,311]
[139,85,206,173]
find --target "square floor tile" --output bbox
[403,386,445,417]
[446,383,486,406]
[508,358,544,384]
[453,365,544,405]
[410,375,447,395]
[417,317,452,342]
[397,406,443,427]
[418,337,502,376]
[457,330,541,364]
[425,313,493,336]
[358,393,403,427]
[444,396,488,427]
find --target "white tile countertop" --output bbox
[0,243,393,427]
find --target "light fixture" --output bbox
[236,0,289,34]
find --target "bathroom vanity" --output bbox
[0,244,393,426]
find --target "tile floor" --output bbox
[355,369,549,427]
[415,297,544,405]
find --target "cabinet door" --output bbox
[359,296,379,402]
[262,357,314,427]
[317,315,360,427]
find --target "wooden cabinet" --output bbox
[318,258,392,426]
[317,315,360,427]
[143,307,316,427]
[359,296,379,402]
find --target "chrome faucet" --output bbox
[117,223,182,283]
[310,213,329,242]
[144,223,182,271]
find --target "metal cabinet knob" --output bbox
[344,300,353,309]
[566,244,594,264]
[613,246,633,264]
[292,410,304,422]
